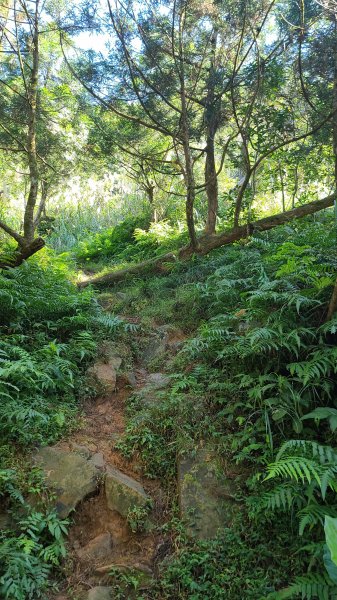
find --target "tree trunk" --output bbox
[292,164,299,209]
[182,192,336,257]
[80,193,336,287]
[204,29,219,236]
[333,17,337,193]
[0,0,43,266]
[279,163,286,212]
[326,278,337,321]
[0,237,45,269]
[34,180,49,227]
[204,131,218,235]
[233,170,251,226]
[23,2,40,244]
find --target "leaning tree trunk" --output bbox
[34,180,49,227]
[80,193,336,288]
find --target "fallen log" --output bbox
[79,193,336,288]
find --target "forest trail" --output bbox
[50,317,181,600]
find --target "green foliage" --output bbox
[0,256,97,446]
[0,461,69,600]
[0,506,69,600]
[139,517,307,600]
[75,217,190,269]
[324,517,337,568]
[75,214,152,262]
[126,502,152,533]
[0,251,127,597]
[115,215,337,595]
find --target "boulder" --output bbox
[34,447,99,518]
[87,587,113,600]
[141,330,169,366]
[178,448,241,540]
[77,532,112,562]
[105,465,149,517]
[125,371,137,388]
[71,443,92,459]
[146,373,170,390]
[87,355,122,392]
[133,372,170,407]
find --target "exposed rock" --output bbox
[87,355,122,392]
[125,371,137,388]
[34,447,99,518]
[146,373,170,390]
[77,532,112,562]
[105,465,149,517]
[87,587,113,600]
[71,443,92,459]
[178,448,241,540]
[90,452,105,471]
[133,372,170,407]
[141,331,169,366]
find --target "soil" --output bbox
[51,360,171,599]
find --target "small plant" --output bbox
[127,502,153,533]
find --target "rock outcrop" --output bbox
[105,465,150,517]
[178,448,242,540]
[87,355,122,392]
[34,447,99,518]
[77,532,113,562]
[87,587,113,600]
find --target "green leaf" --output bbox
[323,545,337,584]
[324,516,337,566]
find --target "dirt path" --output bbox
[52,336,173,600]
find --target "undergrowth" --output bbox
[0,250,125,599]
[115,213,337,598]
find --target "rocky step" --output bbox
[33,446,151,520]
[88,588,113,600]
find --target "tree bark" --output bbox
[180,83,198,249]
[23,1,40,243]
[80,193,336,287]
[181,192,336,258]
[326,278,337,321]
[0,237,45,269]
[34,180,49,227]
[204,29,219,235]
[0,1,43,266]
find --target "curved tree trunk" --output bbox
[79,193,336,288]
